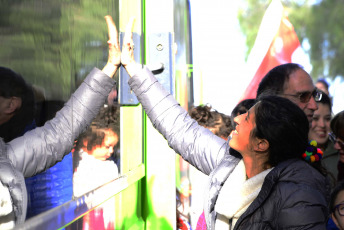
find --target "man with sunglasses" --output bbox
[257,63,322,124]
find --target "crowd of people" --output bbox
[115,17,344,229]
[1,14,344,230]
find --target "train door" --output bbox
[1,0,194,229]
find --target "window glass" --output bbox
[0,0,120,218]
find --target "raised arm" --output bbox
[102,15,121,77]
[5,16,121,177]
[118,17,233,175]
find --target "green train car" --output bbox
[1,0,193,229]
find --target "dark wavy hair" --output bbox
[256,63,304,98]
[0,67,35,142]
[253,95,309,167]
[231,99,256,129]
[73,104,119,169]
[189,104,233,138]
[189,105,219,127]
[317,91,332,112]
[331,110,344,140]
[231,99,256,118]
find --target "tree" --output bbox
[237,0,344,80]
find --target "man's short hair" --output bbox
[0,66,35,142]
[256,63,304,98]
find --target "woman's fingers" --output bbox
[104,15,121,68]
[105,15,119,48]
[123,17,136,46]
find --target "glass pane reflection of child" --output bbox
[73,105,119,197]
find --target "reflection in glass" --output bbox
[0,0,120,220]
[72,104,120,229]
[73,104,120,197]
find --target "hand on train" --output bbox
[120,17,136,68]
[104,15,140,77]
[105,15,121,68]
[102,15,121,77]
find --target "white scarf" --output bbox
[215,160,272,230]
[0,180,15,229]
[73,150,119,197]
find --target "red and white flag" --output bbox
[240,0,302,101]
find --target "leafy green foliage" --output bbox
[237,0,344,79]
[0,0,117,100]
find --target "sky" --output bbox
[190,0,248,115]
[189,0,344,115]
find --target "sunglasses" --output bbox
[283,88,323,103]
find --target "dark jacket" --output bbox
[128,67,331,229]
[224,159,330,229]
[0,68,115,226]
[322,140,339,180]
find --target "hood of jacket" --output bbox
[0,138,27,225]
[205,158,331,229]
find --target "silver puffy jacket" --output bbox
[128,67,330,229]
[0,68,115,226]
[128,67,240,229]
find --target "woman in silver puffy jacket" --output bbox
[117,17,331,229]
[125,66,330,229]
[0,16,120,228]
